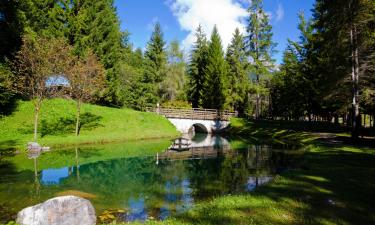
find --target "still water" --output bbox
[0,134,301,223]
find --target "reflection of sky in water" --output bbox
[177,179,193,213]
[127,197,148,222]
[160,179,194,220]
[246,176,273,191]
[40,167,70,185]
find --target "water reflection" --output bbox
[0,135,301,223]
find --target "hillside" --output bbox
[0,98,179,150]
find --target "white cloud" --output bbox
[275,3,284,22]
[166,0,248,50]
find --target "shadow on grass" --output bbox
[40,112,103,137]
[228,119,314,147]
[0,97,18,116]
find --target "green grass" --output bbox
[228,118,316,146]
[108,119,375,225]
[0,98,179,150]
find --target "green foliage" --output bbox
[161,100,191,109]
[270,0,375,128]
[161,40,187,102]
[270,14,314,120]
[225,28,249,113]
[69,0,125,106]
[141,22,167,105]
[0,63,15,114]
[245,0,275,118]
[201,26,227,110]
[187,25,208,108]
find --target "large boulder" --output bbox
[16,196,96,225]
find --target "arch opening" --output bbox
[189,123,208,134]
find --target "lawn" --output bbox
[0,98,179,151]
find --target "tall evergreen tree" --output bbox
[201,26,227,110]
[244,0,275,118]
[188,25,208,108]
[226,28,249,113]
[142,22,167,104]
[69,0,125,106]
[270,13,316,120]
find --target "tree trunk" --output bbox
[350,24,360,139]
[75,99,81,136]
[256,93,260,119]
[33,100,41,142]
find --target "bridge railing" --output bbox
[146,107,237,121]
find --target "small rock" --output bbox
[16,196,96,225]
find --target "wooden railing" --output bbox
[146,107,237,121]
[157,145,232,161]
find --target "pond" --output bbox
[0,134,303,223]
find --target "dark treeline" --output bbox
[0,0,374,138]
[270,0,374,138]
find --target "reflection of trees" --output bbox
[0,139,301,222]
[32,157,41,201]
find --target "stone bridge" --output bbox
[148,108,237,134]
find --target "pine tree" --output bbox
[188,25,208,108]
[226,28,249,113]
[201,25,227,110]
[142,22,167,105]
[244,0,275,118]
[69,0,125,106]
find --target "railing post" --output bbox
[156,103,160,115]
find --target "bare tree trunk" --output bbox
[33,99,41,142]
[255,93,260,119]
[255,74,260,119]
[75,99,81,136]
[350,24,360,139]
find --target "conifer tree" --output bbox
[226,28,249,113]
[244,0,275,118]
[201,26,227,110]
[142,22,167,104]
[69,0,125,106]
[188,25,208,108]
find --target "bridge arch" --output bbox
[191,123,209,133]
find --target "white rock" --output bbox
[16,196,96,225]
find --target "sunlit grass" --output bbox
[0,98,179,150]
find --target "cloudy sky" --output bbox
[115,0,315,63]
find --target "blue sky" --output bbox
[114,0,315,64]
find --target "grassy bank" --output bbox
[116,119,375,225]
[0,98,179,150]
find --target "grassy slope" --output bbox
[119,119,375,225]
[0,98,179,150]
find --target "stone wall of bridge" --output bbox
[168,118,230,134]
